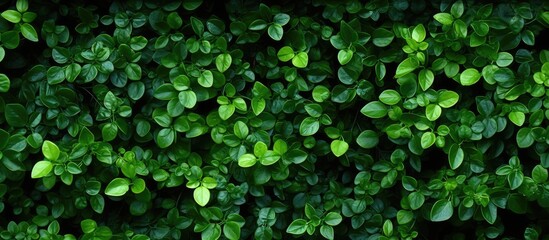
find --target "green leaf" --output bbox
[324,212,343,226]
[65,63,82,82]
[238,153,257,168]
[273,13,290,25]
[233,121,249,139]
[395,57,419,78]
[4,103,28,128]
[198,70,214,88]
[420,132,436,149]
[284,149,308,164]
[516,128,534,148]
[219,104,235,120]
[360,101,388,118]
[190,17,204,35]
[448,144,464,169]
[299,117,320,136]
[372,28,394,47]
[320,225,334,240]
[460,68,481,86]
[312,86,330,102]
[419,69,434,91]
[182,0,203,10]
[267,24,283,41]
[125,63,142,80]
[259,151,280,166]
[412,24,426,42]
[430,199,453,222]
[0,74,10,92]
[277,46,294,62]
[105,178,130,197]
[223,221,241,240]
[251,97,266,115]
[20,23,38,42]
[1,10,21,23]
[532,165,548,183]
[408,192,425,210]
[102,123,118,142]
[47,66,65,85]
[193,186,210,207]
[178,90,197,108]
[337,49,353,65]
[508,170,524,190]
[0,46,5,62]
[80,219,97,234]
[481,203,497,224]
[339,21,358,44]
[292,52,308,68]
[31,161,53,178]
[330,140,349,157]
[286,219,307,235]
[425,104,442,121]
[434,13,454,25]
[508,112,525,126]
[42,140,60,161]
[397,210,414,225]
[249,19,268,31]
[356,130,379,149]
[496,52,513,67]
[156,128,175,148]
[379,90,401,105]
[2,31,20,49]
[215,53,232,73]
[437,90,459,108]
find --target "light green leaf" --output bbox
[437,90,459,108]
[395,57,419,78]
[238,153,257,168]
[448,144,464,169]
[460,68,482,86]
[198,70,214,88]
[105,178,130,197]
[31,161,53,178]
[219,104,235,120]
[419,69,434,91]
[194,186,210,207]
[292,52,308,68]
[42,140,60,161]
[412,24,426,42]
[299,117,320,136]
[277,46,294,62]
[20,23,38,42]
[216,53,232,73]
[509,112,525,126]
[360,101,388,118]
[434,13,454,25]
[1,10,21,23]
[337,49,353,65]
[330,140,349,157]
[420,132,436,149]
[379,90,401,105]
[425,104,442,121]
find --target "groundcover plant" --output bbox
[1,0,549,239]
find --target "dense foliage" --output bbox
[1,0,549,239]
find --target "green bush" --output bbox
[1,0,549,239]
